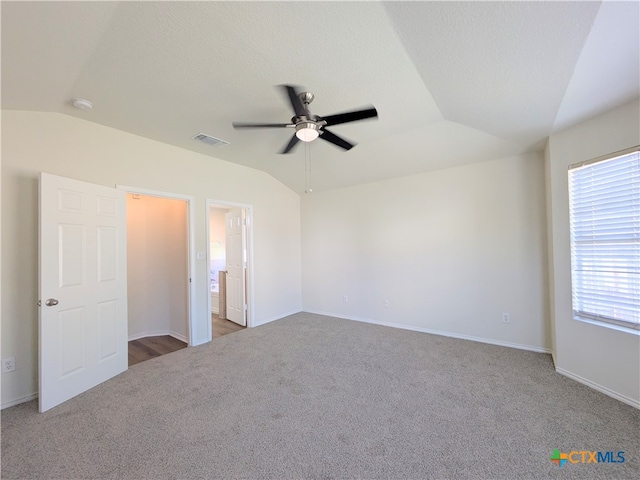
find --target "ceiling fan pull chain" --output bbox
[305,142,313,194]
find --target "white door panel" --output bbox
[39,173,128,412]
[225,209,246,326]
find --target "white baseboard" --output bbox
[128,330,169,341]
[252,309,303,328]
[1,393,38,410]
[169,330,188,343]
[555,367,640,410]
[128,330,187,343]
[304,309,552,354]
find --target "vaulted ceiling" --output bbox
[2,1,638,193]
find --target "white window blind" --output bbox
[568,148,640,330]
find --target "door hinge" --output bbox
[244,304,248,311]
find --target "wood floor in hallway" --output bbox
[127,316,244,366]
[128,335,187,366]
[213,315,245,338]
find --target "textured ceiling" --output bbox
[2,1,638,193]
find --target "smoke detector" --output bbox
[71,98,93,110]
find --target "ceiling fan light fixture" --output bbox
[295,122,319,142]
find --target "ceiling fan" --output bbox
[232,85,378,154]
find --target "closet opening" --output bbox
[121,189,195,365]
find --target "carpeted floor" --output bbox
[2,313,639,479]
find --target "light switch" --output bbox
[197,252,206,260]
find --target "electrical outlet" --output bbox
[343,295,349,303]
[502,312,510,323]
[2,357,16,373]
[384,299,390,308]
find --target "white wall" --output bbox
[209,207,227,272]
[1,111,302,408]
[127,194,188,341]
[546,98,640,407]
[302,152,550,352]
[209,208,227,245]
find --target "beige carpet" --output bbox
[2,313,639,479]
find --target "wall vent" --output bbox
[192,133,229,147]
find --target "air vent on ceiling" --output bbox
[192,133,229,147]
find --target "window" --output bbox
[568,147,639,331]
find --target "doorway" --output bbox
[207,200,253,339]
[118,185,197,346]
[125,193,190,365]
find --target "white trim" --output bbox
[304,309,552,354]
[128,330,171,342]
[574,316,640,336]
[116,185,197,347]
[556,367,640,410]
[568,144,639,170]
[1,393,38,410]
[253,309,303,328]
[169,331,189,344]
[206,199,255,342]
[128,330,188,343]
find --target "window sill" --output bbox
[574,316,640,336]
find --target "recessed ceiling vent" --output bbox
[192,133,229,147]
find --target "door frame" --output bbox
[206,198,254,339]
[117,185,197,346]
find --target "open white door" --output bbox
[225,208,246,326]
[39,173,128,412]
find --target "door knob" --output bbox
[45,298,59,307]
